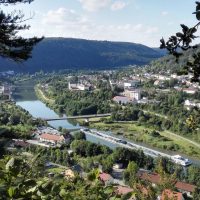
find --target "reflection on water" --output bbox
[16,100,80,130]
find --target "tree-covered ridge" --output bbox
[149,45,200,75]
[0,38,164,73]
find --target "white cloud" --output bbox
[42,8,80,25]
[23,7,160,47]
[161,11,168,16]
[146,26,158,34]
[111,1,127,11]
[79,0,111,12]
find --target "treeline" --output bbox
[0,102,45,139]
[40,79,114,116]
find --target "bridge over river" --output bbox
[36,113,111,121]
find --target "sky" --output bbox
[2,0,200,47]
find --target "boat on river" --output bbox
[171,155,192,166]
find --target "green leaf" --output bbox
[8,187,15,197]
[6,158,15,171]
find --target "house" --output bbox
[175,181,196,197]
[124,80,140,89]
[123,89,141,101]
[113,163,123,169]
[115,186,135,199]
[12,139,29,148]
[0,84,12,100]
[65,169,75,180]
[137,171,196,197]
[161,189,184,200]
[40,133,69,145]
[113,96,133,104]
[182,87,198,94]
[184,100,200,110]
[99,173,114,185]
[68,82,90,91]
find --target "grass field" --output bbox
[88,120,200,159]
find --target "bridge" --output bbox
[38,113,111,121]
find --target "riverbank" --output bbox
[35,84,55,105]
[31,82,200,160]
[84,119,200,160]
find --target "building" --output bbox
[113,96,133,104]
[0,84,12,100]
[65,169,75,180]
[123,89,141,101]
[182,87,198,94]
[184,100,200,110]
[137,171,196,197]
[124,80,140,89]
[40,133,69,145]
[68,82,90,91]
[115,186,133,195]
[161,189,184,200]
[99,173,114,185]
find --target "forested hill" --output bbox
[149,46,200,74]
[0,38,164,73]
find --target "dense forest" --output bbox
[0,38,164,73]
[149,46,200,74]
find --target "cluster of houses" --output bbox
[60,161,196,200]
[12,127,71,148]
[112,79,143,105]
[97,169,196,200]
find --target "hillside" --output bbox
[0,38,164,73]
[150,46,200,74]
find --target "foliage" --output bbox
[0,0,43,61]
[0,38,164,73]
[160,1,200,82]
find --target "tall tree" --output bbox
[0,0,43,62]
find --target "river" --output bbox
[14,80,119,148]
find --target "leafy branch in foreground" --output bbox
[0,0,43,62]
[160,1,200,82]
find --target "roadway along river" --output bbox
[13,81,200,165]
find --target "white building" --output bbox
[68,82,90,91]
[182,88,198,94]
[113,96,132,104]
[124,80,140,89]
[123,89,141,101]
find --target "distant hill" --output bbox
[0,38,164,73]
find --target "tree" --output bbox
[160,1,200,82]
[74,131,86,140]
[123,161,139,185]
[0,0,43,61]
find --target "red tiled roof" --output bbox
[137,171,161,184]
[138,171,196,193]
[99,173,113,182]
[115,186,133,195]
[161,189,182,200]
[175,181,196,193]
[14,140,29,147]
[40,133,64,142]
